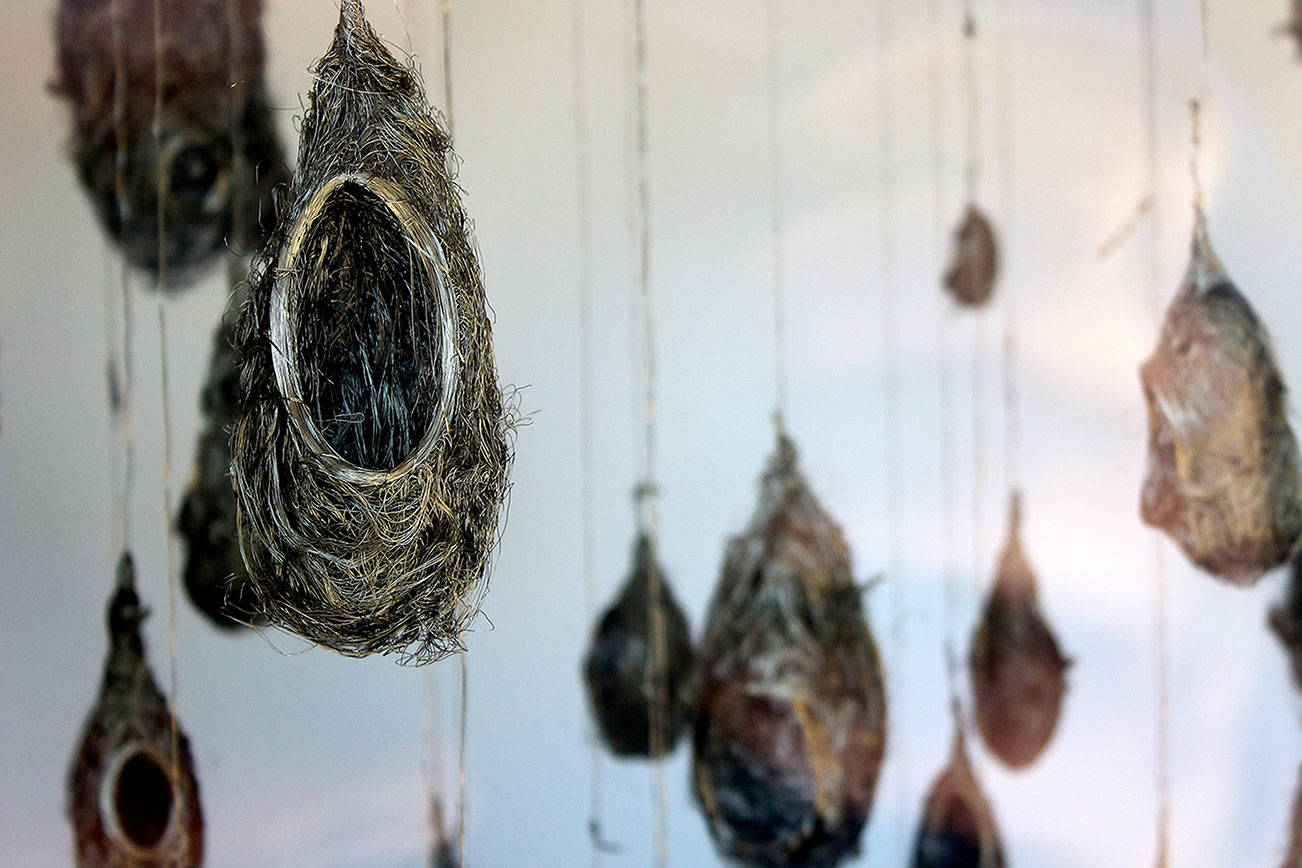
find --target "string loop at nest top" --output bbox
[231,0,510,661]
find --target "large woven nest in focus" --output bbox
[231,0,510,661]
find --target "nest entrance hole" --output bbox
[291,179,442,472]
[110,750,174,851]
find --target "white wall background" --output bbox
[3,0,1302,865]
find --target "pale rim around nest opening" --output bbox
[97,743,180,859]
[268,171,462,486]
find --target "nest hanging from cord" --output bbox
[969,491,1070,770]
[943,204,999,308]
[582,531,694,759]
[911,713,1004,868]
[51,0,287,288]
[1140,210,1302,585]
[692,434,887,867]
[231,0,510,661]
[68,554,204,867]
[177,278,262,630]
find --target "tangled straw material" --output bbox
[52,0,286,288]
[232,0,510,661]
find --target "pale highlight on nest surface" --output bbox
[1140,210,1302,585]
[231,0,510,661]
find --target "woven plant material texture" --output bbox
[968,491,1070,770]
[911,723,1004,868]
[52,0,287,288]
[692,434,887,867]
[944,204,999,308]
[177,284,261,630]
[583,533,694,759]
[68,555,203,867]
[231,0,509,661]
[1140,211,1302,585]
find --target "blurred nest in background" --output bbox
[231,0,510,661]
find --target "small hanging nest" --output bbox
[176,284,260,630]
[1140,210,1302,585]
[68,554,204,867]
[582,532,694,759]
[911,716,1004,868]
[944,204,999,308]
[51,0,287,288]
[230,0,510,661]
[692,434,887,867]
[969,491,1070,770]
[1269,555,1302,692]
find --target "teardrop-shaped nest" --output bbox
[51,0,287,287]
[944,204,999,308]
[911,725,1004,868]
[176,287,261,630]
[1269,554,1302,692]
[231,0,511,661]
[692,434,888,867]
[68,555,204,867]
[1139,213,1302,585]
[969,492,1070,770]
[583,533,694,759]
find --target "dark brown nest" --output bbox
[68,554,204,867]
[176,280,261,630]
[969,492,1070,770]
[911,722,1004,868]
[1140,211,1302,585]
[943,204,999,308]
[1269,554,1302,692]
[231,0,510,661]
[52,0,288,288]
[692,434,887,867]
[582,533,694,759]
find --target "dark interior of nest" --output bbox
[294,181,442,472]
[111,750,174,850]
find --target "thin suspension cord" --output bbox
[875,0,906,859]
[438,5,470,863]
[964,0,987,594]
[631,0,669,862]
[765,0,787,432]
[151,0,183,812]
[1139,0,1170,863]
[571,0,607,861]
[996,0,1018,494]
[109,0,136,557]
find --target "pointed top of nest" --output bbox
[1181,204,1227,296]
[108,553,146,642]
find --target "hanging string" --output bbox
[108,0,136,558]
[1138,0,1170,862]
[630,0,669,863]
[570,0,611,860]
[765,0,787,432]
[874,0,907,859]
[964,0,987,595]
[436,5,471,863]
[995,0,1018,494]
[929,0,961,714]
[962,0,979,205]
[150,0,183,794]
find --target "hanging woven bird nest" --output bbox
[1269,555,1302,692]
[68,554,204,867]
[969,491,1070,770]
[692,434,887,868]
[1140,210,1302,585]
[583,532,694,759]
[944,204,999,308]
[911,717,1004,867]
[177,282,261,630]
[51,0,287,288]
[230,0,510,661]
